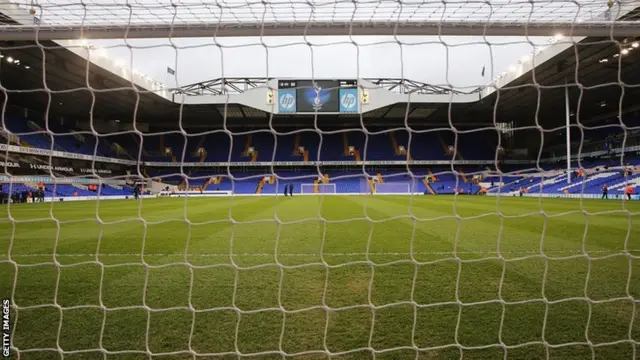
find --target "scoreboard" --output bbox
[277,80,359,114]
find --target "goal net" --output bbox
[300,183,337,194]
[1,0,639,359]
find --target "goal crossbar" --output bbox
[2,21,640,40]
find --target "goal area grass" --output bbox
[1,195,639,359]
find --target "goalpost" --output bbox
[1,0,639,359]
[300,183,337,195]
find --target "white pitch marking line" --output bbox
[0,250,637,257]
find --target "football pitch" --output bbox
[1,195,639,359]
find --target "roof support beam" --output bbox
[0,21,639,40]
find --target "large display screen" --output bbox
[296,80,341,113]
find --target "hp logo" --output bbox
[341,93,357,110]
[279,93,295,110]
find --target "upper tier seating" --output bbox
[3,114,502,163]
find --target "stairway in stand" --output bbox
[390,131,400,155]
[427,169,438,184]
[438,133,466,161]
[242,135,258,162]
[354,149,361,162]
[294,133,301,154]
[203,176,223,191]
[342,133,349,156]
[343,132,361,161]
[423,177,435,195]
[244,134,253,156]
[293,134,310,163]
[459,169,468,183]
[195,135,207,151]
[256,179,264,194]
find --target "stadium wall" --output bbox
[30,192,425,203]
[487,193,640,200]
[11,192,639,204]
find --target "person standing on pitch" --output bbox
[289,183,294,197]
[283,183,288,197]
[625,184,634,200]
[602,184,608,199]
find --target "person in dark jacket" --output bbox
[288,183,294,197]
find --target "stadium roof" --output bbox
[2,38,639,131]
[0,0,638,130]
[0,0,638,38]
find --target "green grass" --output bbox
[1,195,639,359]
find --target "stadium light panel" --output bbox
[633,42,639,48]
[599,58,608,63]
[621,48,629,55]
[613,53,620,58]
[24,65,30,69]
[0,54,4,58]
[6,56,13,63]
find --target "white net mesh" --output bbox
[1,0,640,358]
